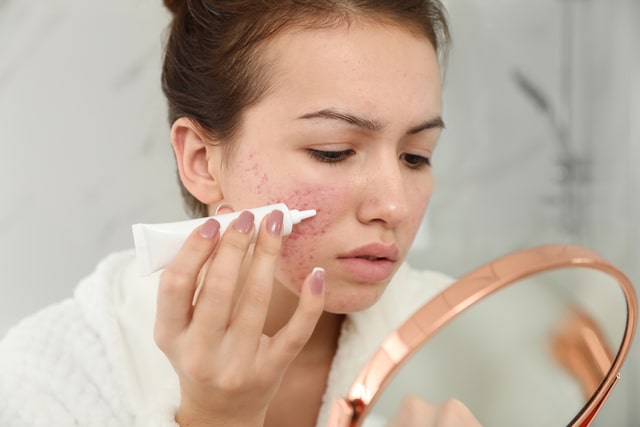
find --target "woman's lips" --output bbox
[337,257,396,282]
[337,243,400,282]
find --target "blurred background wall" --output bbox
[1,0,638,424]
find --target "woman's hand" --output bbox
[153,209,326,427]
[387,395,482,427]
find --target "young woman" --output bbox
[0,1,480,426]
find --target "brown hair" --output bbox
[161,0,450,218]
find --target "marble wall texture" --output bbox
[1,0,638,425]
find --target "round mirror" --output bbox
[328,245,637,427]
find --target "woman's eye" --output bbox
[400,153,431,169]
[307,148,356,163]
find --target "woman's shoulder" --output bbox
[0,296,134,425]
[0,250,141,425]
[74,249,139,302]
[72,249,139,319]
[0,298,86,356]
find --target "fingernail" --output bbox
[199,219,220,239]
[311,267,325,295]
[267,210,284,236]
[234,210,254,234]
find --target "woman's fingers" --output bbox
[228,210,284,348]
[155,218,221,348]
[157,208,325,398]
[270,267,325,364]
[190,210,256,340]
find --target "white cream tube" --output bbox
[132,203,316,276]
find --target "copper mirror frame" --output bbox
[327,244,638,427]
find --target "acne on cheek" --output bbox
[279,187,339,257]
[236,151,346,286]
[276,186,346,286]
[238,150,341,234]
[242,151,269,194]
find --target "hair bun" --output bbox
[163,0,185,16]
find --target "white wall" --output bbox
[1,0,638,425]
[0,0,184,333]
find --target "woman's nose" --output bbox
[356,160,410,228]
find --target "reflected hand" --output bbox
[387,395,482,427]
[153,210,325,427]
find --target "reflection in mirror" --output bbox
[367,268,626,427]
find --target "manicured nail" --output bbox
[199,219,220,240]
[234,210,254,234]
[267,210,284,236]
[311,267,325,295]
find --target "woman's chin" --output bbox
[322,282,388,314]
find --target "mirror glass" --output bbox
[366,267,627,426]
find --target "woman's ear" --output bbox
[170,117,224,205]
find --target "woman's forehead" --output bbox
[253,24,442,125]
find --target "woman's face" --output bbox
[215,22,443,313]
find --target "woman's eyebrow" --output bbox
[297,108,382,132]
[407,117,446,135]
[297,108,444,135]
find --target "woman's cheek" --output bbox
[273,184,346,292]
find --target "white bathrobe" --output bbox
[0,250,451,427]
